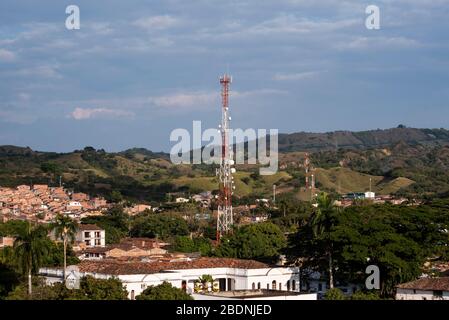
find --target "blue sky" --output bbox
[1,0,449,152]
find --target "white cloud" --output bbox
[150,92,218,109]
[133,15,180,31]
[13,65,62,79]
[274,71,323,81]
[0,49,16,62]
[337,36,421,50]
[70,108,134,120]
[149,89,286,110]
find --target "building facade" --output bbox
[76,224,106,248]
[396,277,449,300]
[40,257,302,300]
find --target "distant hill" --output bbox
[0,127,448,200]
[278,127,449,152]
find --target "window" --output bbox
[85,240,91,246]
[182,281,187,293]
[252,283,256,290]
[279,283,282,291]
[287,281,291,291]
[130,290,135,300]
[95,231,100,238]
[272,281,277,290]
[95,239,101,246]
[292,280,296,291]
[84,232,90,238]
[257,283,261,290]
[267,284,269,290]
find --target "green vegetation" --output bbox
[6,276,128,300]
[130,212,189,239]
[324,288,345,300]
[287,196,449,297]
[216,222,286,262]
[136,281,193,300]
[13,224,51,295]
[173,236,213,256]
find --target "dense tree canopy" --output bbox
[6,276,128,300]
[216,222,286,261]
[130,213,189,239]
[136,281,193,300]
[287,200,449,297]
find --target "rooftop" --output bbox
[77,257,270,275]
[397,277,449,291]
[79,224,103,231]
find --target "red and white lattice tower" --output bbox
[216,74,235,242]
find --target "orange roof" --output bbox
[78,257,270,275]
[397,277,449,291]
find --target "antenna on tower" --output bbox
[216,73,234,243]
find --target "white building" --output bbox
[76,224,106,248]
[365,192,376,199]
[193,290,316,300]
[175,197,190,203]
[40,257,305,300]
[396,277,449,300]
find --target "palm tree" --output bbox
[198,274,214,292]
[310,192,337,289]
[51,214,78,281]
[14,223,50,296]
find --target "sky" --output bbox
[1,0,449,152]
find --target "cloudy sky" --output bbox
[1,0,448,152]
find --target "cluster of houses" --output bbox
[0,185,109,222]
[335,192,417,207]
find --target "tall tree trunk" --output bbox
[328,251,334,289]
[63,236,67,281]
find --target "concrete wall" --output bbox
[192,293,317,300]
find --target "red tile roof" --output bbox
[79,224,103,231]
[78,257,270,275]
[397,277,449,291]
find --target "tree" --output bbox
[6,276,128,300]
[51,214,78,281]
[130,213,189,239]
[351,291,381,300]
[216,222,286,261]
[174,236,195,252]
[13,224,50,296]
[136,282,193,300]
[324,288,345,300]
[197,274,214,291]
[76,276,128,300]
[309,192,338,289]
